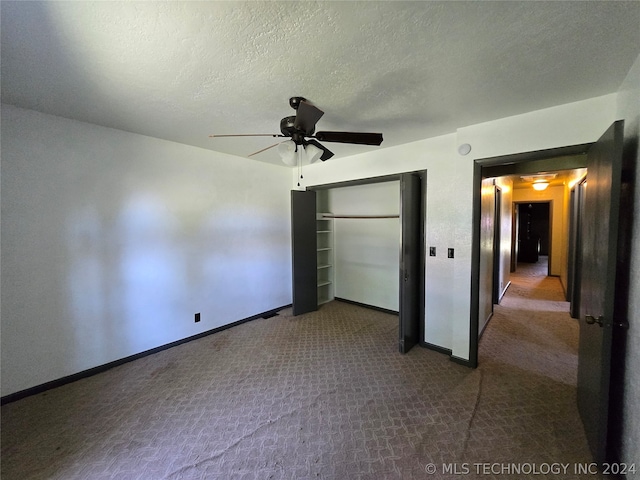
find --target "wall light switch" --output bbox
[429,247,436,257]
[448,248,454,259]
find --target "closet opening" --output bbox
[292,171,426,354]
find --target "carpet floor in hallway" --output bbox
[1,261,601,479]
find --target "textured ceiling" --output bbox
[2,1,640,166]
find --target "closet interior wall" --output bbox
[323,182,401,312]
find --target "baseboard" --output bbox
[334,297,399,316]
[498,281,511,303]
[479,311,493,338]
[559,277,569,300]
[421,342,452,356]
[422,344,474,367]
[450,355,475,368]
[1,304,291,405]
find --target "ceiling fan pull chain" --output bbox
[298,146,304,186]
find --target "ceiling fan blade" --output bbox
[209,133,284,138]
[304,139,334,161]
[314,131,383,146]
[293,101,324,135]
[248,141,285,157]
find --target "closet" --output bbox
[291,171,426,354]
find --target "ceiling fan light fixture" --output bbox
[304,144,323,164]
[532,181,549,191]
[278,140,297,166]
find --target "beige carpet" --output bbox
[1,259,601,479]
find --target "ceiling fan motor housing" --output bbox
[280,115,314,141]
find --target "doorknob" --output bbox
[585,315,604,327]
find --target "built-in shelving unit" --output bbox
[316,213,334,305]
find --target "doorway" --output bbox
[514,201,551,275]
[470,144,589,365]
[470,121,627,467]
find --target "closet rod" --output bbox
[320,214,400,219]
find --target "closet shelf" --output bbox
[317,247,332,252]
[319,214,399,219]
[317,264,332,269]
[317,280,332,287]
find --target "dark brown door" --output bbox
[399,173,422,353]
[577,120,624,465]
[291,190,317,315]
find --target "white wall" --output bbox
[616,53,640,468]
[328,182,400,311]
[1,105,292,396]
[298,94,617,361]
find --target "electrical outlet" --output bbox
[448,248,454,259]
[429,247,436,257]
[195,313,201,323]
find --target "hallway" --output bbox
[1,257,601,479]
[482,256,579,384]
[470,255,598,476]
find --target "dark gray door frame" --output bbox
[492,186,502,305]
[568,178,587,318]
[470,144,591,368]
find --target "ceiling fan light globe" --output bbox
[305,144,323,164]
[278,140,297,166]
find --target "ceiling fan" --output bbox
[209,97,383,165]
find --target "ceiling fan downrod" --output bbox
[289,96,306,110]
